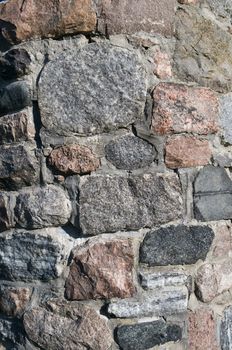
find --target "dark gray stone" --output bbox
[0,317,25,348]
[38,43,147,136]
[78,173,183,235]
[194,166,232,221]
[0,81,31,116]
[14,185,72,229]
[0,228,73,281]
[221,306,232,350]
[105,135,156,170]
[116,321,182,350]
[0,143,39,190]
[0,48,31,80]
[0,191,16,232]
[140,225,214,266]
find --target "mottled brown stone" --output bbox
[97,0,176,36]
[0,0,96,44]
[48,144,100,175]
[188,309,219,350]
[154,50,172,79]
[0,286,32,317]
[165,135,212,168]
[152,83,219,135]
[65,239,135,300]
[212,224,232,258]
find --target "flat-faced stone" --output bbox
[140,225,214,266]
[219,93,232,144]
[116,320,182,350]
[97,0,176,36]
[38,43,147,136]
[48,144,100,175]
[0,0,96,44]
[153,49,172,79]
[174,6,232,93]
[0,81,31,117]
[0,228,73,281]
[211,223,232,258]
[221,306,232,350]
[195,260,232,302]
[23,300,113,350]
[152,83,219,135]
[0,191,15,232]
[108,287,188,318]
[0,286,32,317]
[65,238,134,300]
[0,109,35,145]
[105,135,155,170]
[0,143,39,190]
[14,185,72,229]
[165,135,212,168]
[78,173,183,235]
[140,271,190,290]
[0,48,31,79]
[194,166,232,221]
[188,309,219,350]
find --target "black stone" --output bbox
[0,81,31,117]
[140,225,214,266]
[116,321,182,350]
[0,48,31,80]
[105,135,156,170]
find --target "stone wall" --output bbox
[0,0,232,349]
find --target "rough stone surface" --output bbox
[221,306,232,350]
[212,224,232,258]
[0,109,35,144]
[219,93,232,144]
[0,286,32,317]
[140,225,214,266]
[97,0,176,36]
[78,173,183,235]
[0,228,73,281]
[205,0,232,19]
[0,81,31,117]
[0,48,31,79]
[65,238,134,300]
[188,309,218,350]
[194,166,232,221]
[116,320,182,350]
[0,317,25,347]
[0,0,96,44]
[105,135,155,170]
[153,50,172,79]
[165,135,212,169]
[48,144,100,175]
[152,83,219,135]
[0,191,15,232]
[108,287,188,318]
[38,43,147,136]
[0,143,39,190]
[140,271,190,290]
[14,185,72,229]
[23,300,113,350]
[195,260,232,302]
[174,6,232,92]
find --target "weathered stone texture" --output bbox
[97,0,176,36]
[140,225,214,266]
[116,321,182,350]
[188,309,219,350]
[153,50,172,79]
[0,228,73,281]
[140,271,190,290]
[66,238,134,300]
[212,224,232,258]
[195,260,232,302]
[165,135,212,169]
[174,6,232,92]
[105,135,155,170]
[152,83,219,135]
[78,173,183,235]
[24,300,113,350]
[221,306,232,350]
[0,0,96,44]
[0,81,31,117]
[38,43,147,136]
[108,287,188,318]
[0,109,35,145]
[219,93,232,144]
[48,144,100,175]
[0,144,39,190]
[194,166,232,221]
[0,286,32,317]
[0,191,15,232]
[0,48,31,79]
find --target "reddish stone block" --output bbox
[154,50,172,79]
[212,223,232,258]
[65,239,135,300]
[165,135,212,168]
[152,83,219,135]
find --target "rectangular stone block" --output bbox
[78,173,183,235]
[140,271,190,290]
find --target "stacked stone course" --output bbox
[0,0,232,349]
